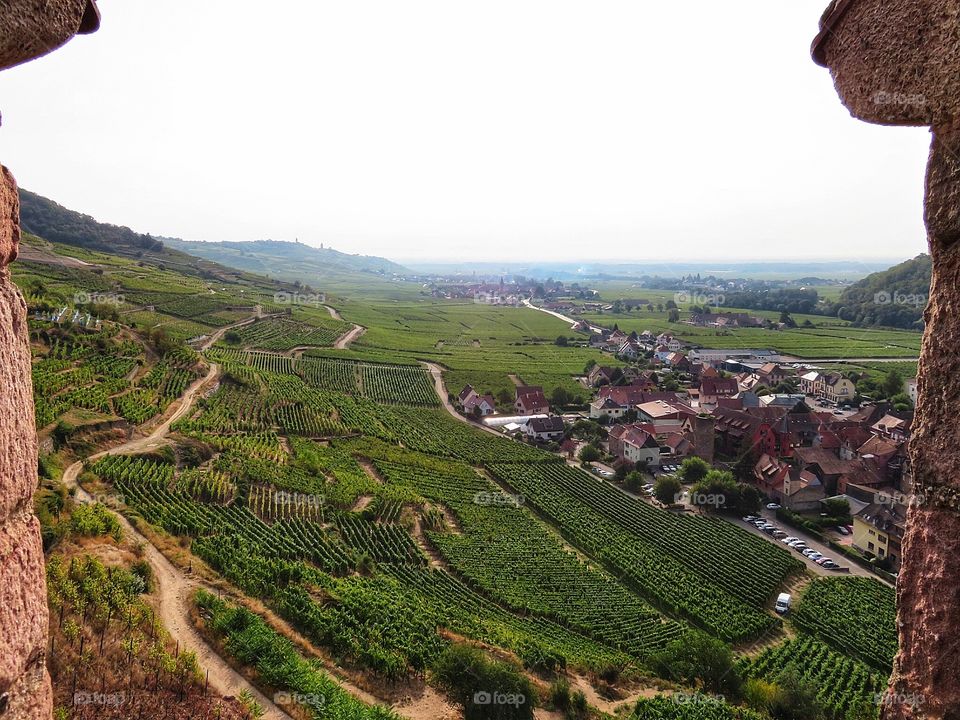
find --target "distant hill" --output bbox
[17,190,410,291]
[161,238,410,283]
[825,254,931,330]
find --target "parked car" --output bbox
[772,530,788,539]
[781,536,799,545]
[775,592,792,615]
[824,561,842,570]
[766,503,782,510]
[815,557,833,566]
[836,526,851,536]
[743,515,759,523]
[791,543,808,552]
[762,526,777,535]
[801,548,818,557]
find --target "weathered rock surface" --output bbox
[0,0,99,71]
[815,2,960,717]
[0,167,51,718]
[1,6,99,718]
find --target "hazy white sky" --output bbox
[0,1,931,263]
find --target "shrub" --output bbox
[432,644,536,720]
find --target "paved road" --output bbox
[521,298,604,333]
[728,510,894,586]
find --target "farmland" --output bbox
[19,233,915,719]
[488,462,801,642]
[792,577,898,672]
[739,635,885,718]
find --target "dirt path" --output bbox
[62,360,458,720]
[91,363,220,460]
[334,323,366,350]
[61,474,292,720]
[421,362,504,438]
[322,305,344,321]
[59,361,294,720]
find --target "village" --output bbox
[455,324,915,582]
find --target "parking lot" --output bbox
[729,510,887,582]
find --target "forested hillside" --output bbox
[823,254,931,329]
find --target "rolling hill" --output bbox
[824,254,931,330]
[17,189,411,293]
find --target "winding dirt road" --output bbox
[61,363,293,720]
[334,323,366,350]
[421,362,505,438]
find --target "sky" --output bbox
[0,1,932,264]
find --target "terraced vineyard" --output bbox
[792,577,898,672]
[628,697,767,720]
[226,315,352,351]
[196,591,400,720]
[739,635,885,719]
[210,348,440,406]
[358,444,687,659]
[488,462,802,642]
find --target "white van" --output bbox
[775,593,792,614]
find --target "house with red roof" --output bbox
[514,386,549,415]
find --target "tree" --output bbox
[890,392,914,411]
[432,644,536,720]
[578,444,600,463]
[625,471,646,492]
[823,497,851,519]
[779,310,797,328]
[667,308,680,323]
[554,336,568,347]
[649,632,741,696]
[882,369,904,398]
[678,456,710,484]
[550,386,572,408]
[496,389,513,407]
[654,475,681,505]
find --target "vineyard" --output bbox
[738,634,885,719]
[628,697,767,720]
[207,348,440,406]
[792,577,898,672]
[225,315,352,351]
[487,462,802,642]
[196,590,399,720]
[367,452,688,659]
